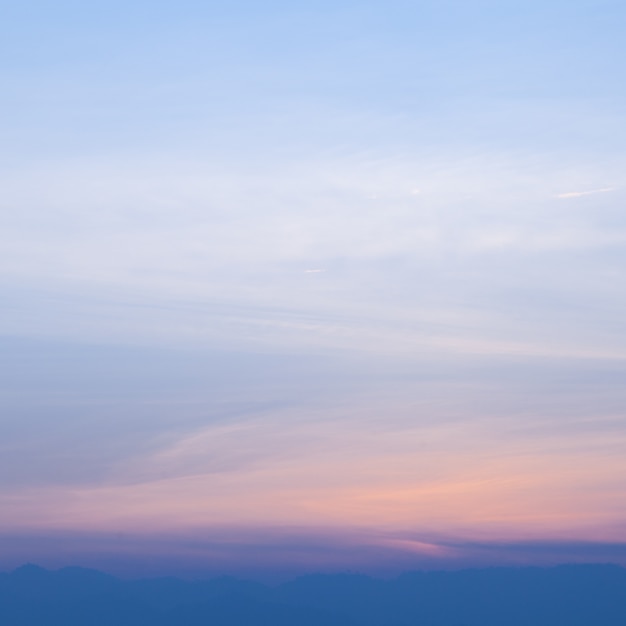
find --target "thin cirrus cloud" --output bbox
[556,187,615,199]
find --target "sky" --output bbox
[2,0,626,578]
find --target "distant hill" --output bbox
[1,563,626,625]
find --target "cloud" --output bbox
[556,187,615,199]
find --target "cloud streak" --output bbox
[556,187,615,199]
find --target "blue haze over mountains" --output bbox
[2,564,626,625]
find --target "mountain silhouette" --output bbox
[1,563,626,625]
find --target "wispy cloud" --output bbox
[556,187,615,199]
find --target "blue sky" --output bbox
[2,0,626,576]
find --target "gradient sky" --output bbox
[2,0,626,578]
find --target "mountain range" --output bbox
[1,563,626,625]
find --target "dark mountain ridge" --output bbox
[1,563,625,625]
